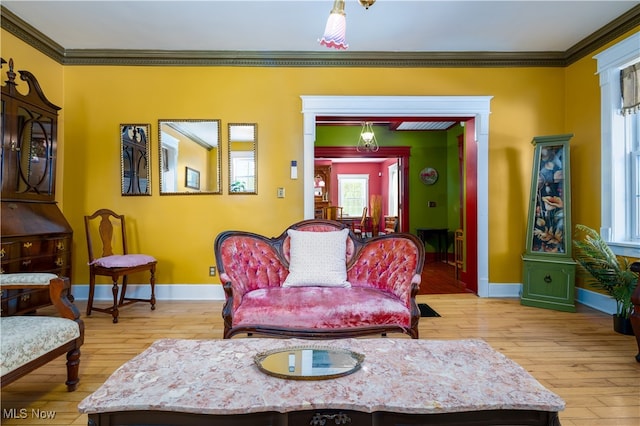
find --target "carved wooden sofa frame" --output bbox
[214,219,425,339]
[1,274,84,391]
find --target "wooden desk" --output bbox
[314,200,329,219]
[80,338,563,425]
[417,227,449,262]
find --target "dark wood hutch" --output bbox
[313,165,331,218]
[1,58,73,315]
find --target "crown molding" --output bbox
[564,4,640,65]
[58,49,568,68]
[1,5,638,68]
[0,6,65,62]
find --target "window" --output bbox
[337,174,369,217]
[595,32,640,256]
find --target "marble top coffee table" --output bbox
[79,338,564,426]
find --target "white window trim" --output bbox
[594,32,640,257]
[388,163,398,216]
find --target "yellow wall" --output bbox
[2,27,638,288]
[565,48,606,231]
[564,29,640,289]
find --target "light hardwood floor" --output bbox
[1,295,639,425]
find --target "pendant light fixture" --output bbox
[357,122,379,152]
[319,0,375,50]
[359,0,376,9]
[319,0,348,50]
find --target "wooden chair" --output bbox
[0,274,84,391]
[455,228,464,280]
[84,209,157,323]
[383,216,398,234]
[352,207,370,240]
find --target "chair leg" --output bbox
[149,265,156,310]
[110,279,120,323]
[86,273,96,316]
[118,275,128,306]
[65,347,81,392]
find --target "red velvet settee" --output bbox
[214,219,425,339]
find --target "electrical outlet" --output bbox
[277,187,285,198]
[209,266,216,276]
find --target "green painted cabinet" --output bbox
[521,134,576,312]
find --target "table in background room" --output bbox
[416,228,449,262]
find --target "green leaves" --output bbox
[573,224,638,318]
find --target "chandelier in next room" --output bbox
[356,122,379,153]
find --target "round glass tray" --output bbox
[254,346,365,380]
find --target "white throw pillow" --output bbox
[283,228,351,287]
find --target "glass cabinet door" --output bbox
[525,134,573,257]
[521,134,576,313]
[16,106,56,196]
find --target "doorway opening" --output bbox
[301,95,492,297]
[315,146,410,233]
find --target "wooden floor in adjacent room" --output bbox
[1,296,639,426]
[419,260,469,294]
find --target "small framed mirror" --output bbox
[121,124,151,196]
[158,119,222,195]
[228,123,257,194]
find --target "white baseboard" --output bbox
[483,283,616,315]
[71,284,226,301]
[575,287,617,315]
[70,282,617,316]
[487,282,521,298]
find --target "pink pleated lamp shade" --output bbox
[319,0,348,50]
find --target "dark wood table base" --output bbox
[88,408,560,426]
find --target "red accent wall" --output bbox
[463,120,478,293]
[315,146,411,233]
[330,162,384,209]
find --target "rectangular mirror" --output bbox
[159,119,221,194]
[228,123,257,194]
[121,124,151,196]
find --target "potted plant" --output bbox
[573,224,638,335]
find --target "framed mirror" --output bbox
[158,119,222,195]
[121,124,151,196]
[228,123,257,194]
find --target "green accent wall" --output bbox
[315,124,463,254]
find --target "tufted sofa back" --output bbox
[280,220,357,265]
[214,219,424,311]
